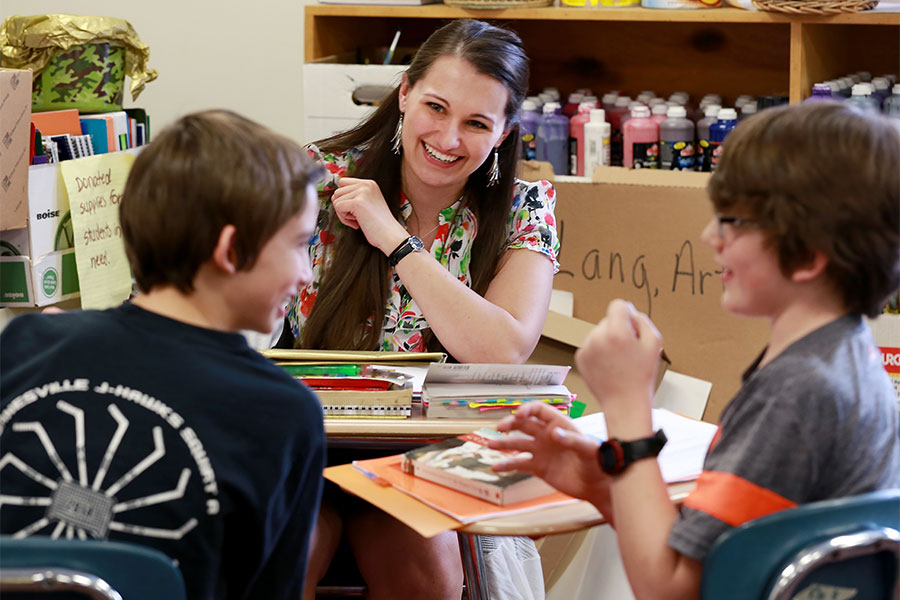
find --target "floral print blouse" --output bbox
[286,144,560,353]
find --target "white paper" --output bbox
[424,363,570,386]
[574,408,718,483]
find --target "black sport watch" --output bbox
[598,429,668,475]
[388,235,425,267]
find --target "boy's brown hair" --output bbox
[708,101,900,318]
[120,109,323,293]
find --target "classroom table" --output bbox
[324,408,696,600]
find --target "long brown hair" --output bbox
[299,20,530,353]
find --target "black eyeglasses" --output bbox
[715,214,756,240]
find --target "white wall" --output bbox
[1,0,315,143]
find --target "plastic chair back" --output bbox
[701,489,900,600]
[0,536,186,600]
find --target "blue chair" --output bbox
[702,489,900,600]
[0,536,186,600]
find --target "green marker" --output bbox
[280,364,361,377]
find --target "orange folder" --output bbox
[31,109,82,137]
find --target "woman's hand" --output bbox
[331,177,408,255]
[487,402,611,512]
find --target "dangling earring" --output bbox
[487,149,500,187]
[391,113,404,155]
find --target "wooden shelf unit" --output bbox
[305,4,899,104]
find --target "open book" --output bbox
[423,363,573,419]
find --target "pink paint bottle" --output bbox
[569,102,595,176]
[623,105,659,169]
[651,103,669,125]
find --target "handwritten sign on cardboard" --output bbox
[60,153,135,309]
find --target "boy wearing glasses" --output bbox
[486,101,900,598]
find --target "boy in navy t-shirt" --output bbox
[0,110,327,599]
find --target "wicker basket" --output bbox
[444,0,554,9]
[751,0,877,13]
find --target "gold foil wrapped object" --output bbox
[0,14,158,100]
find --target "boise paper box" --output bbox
[0,162,80,306]
[0,68,32,231]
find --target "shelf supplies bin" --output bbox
[0,14,158,113]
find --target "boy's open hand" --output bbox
[486,402,610,509]
[332,177,407,254]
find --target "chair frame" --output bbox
[767,527,900,600]
[0,536,185,600]
[1,567,122,600]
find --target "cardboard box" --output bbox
[303,50,408,143]
[0,161,80,307]
[530,311,670,416]
[0,68,32,231]
[522,161,769,422]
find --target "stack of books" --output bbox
[262,349,445,419]
[422,363,573,419]
[30,107,149,165]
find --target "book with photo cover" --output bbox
[401,428,555,505]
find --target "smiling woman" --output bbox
[281,18,560,600]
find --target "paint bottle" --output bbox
[623,105,659,169]
[871,77,891,109]
[739,101,758,121]
[536,101,570,175]
[520,99,540,161]
[651,103,669,125]
[569,102,595,176]
[884,84,900,119]
[708,107,738,172]
[695,104,720,172]
[659,105,695,171]
[601,92,620,114]
[734,95,755,111]
[584,108,611,177]
[806,83,834,101]
[846,83,880,114]
[563,92,585,118]
[608,96,632,167]
[637,90,657,105]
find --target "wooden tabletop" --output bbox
[459,481,696,536]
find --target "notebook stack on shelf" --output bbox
[422,363,573,419]
[261,349,445,419]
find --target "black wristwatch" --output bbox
[598,429,668,475]
[388,235,425,267]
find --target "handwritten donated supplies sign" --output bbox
[60,153,135,309]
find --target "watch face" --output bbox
[410,236,425,251]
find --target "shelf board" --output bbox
[307,4,900,25]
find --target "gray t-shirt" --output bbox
[669,314,900,561]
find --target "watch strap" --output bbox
[388,235,424,267]
[598,429,668,475]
